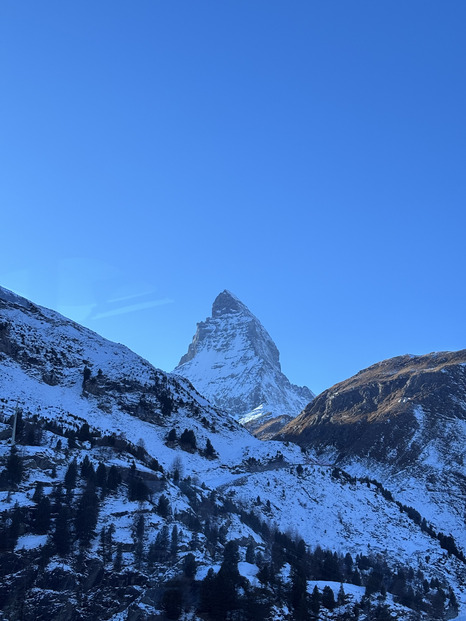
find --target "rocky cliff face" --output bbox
[174,290,314,434]
[279,350,466,553]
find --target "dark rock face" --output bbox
[212,290,247,318]
[280,350,466,461]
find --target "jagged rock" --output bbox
[174,290,314,434]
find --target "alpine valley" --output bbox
[0,285,465,621]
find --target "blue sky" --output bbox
[1,1,465,395]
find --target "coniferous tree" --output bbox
[95,462,107,488]
[338,583,346,605]
[352,568,362,586]
[366,569,384,597]
[64,459,78,494]
[32,481,44,502]
[322,585,336,611]
[208,540,242,617]
[82,366,91,388]
[183,552,197,579]
[80,455,93,479]
[6,503,23,550]
[161,587,183,620]
[167,428,177,443]
[290,564,309,620]
[199,568,217,616]
[310,585,321,616]
[78,422,92,443]
[9,408,24,441]
[449,588,459,614]
[157,494,170,517]
[180,428,196,451]
[107,465,122,491]
[67,430,77,449]
[5,445,23,485]
[148,525,170,564]
[245,542,255,564]
[204,438,215,458]
[75,481,99,545]
[34,494,51,534]
[53,504,71,556]
[128,476,150,502]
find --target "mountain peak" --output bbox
[212,290,248,317]
[175,291,314,429]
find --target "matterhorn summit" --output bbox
[174,290,314,435]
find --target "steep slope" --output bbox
[174,290,314,435]
[1,286,465,619]
[279,351,466,557]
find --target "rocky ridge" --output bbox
[278,350,466,558]
[0,286,465,620]
[174,290,314,436]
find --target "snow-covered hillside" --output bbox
[279,351,466,565]
[174,290,314,435]
[1,285,465,620]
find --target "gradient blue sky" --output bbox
[1,2,465,395]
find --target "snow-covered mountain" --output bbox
[1,285,465,620]
[174,290,314,436]
[279,350,466,562]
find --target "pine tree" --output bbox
[6,445,23,485]
[338,583,346,605]
[82,366,91,388]
[75,481,99,545]
[77,422,92,442]
[53,504,71,556]
[180,428,196,451]
[204,438,216,458]
[183,553,197,579]
[157,494,170,517]
[128,476,150,502]
[148,525,170,563]
[290,564,309,619]
[310,585,321,615]
[32,481,44,502]
[322,585,336,610]
[245,542,255,564]
[107,465,121,491]
[34,495,51,534]
[161,587,183,620]
[95,462,107,488]
[64,459,78,494]
[167,428,177,443]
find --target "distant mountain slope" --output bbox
[174,290,314,434]
[278,350,466,555]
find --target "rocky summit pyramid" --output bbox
[174,290,314,435]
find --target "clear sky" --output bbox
[1,1,465,395]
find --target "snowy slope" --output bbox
[279,351,466,561]
[1,285,466,618]
[174,290,314,433]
